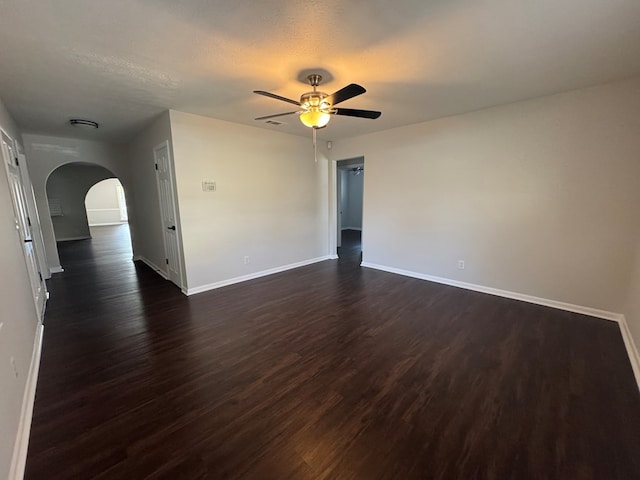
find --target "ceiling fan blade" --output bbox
[254,111,300,121]
[327,84,366,106]
[253,90,301,106]
[332,108,382,119]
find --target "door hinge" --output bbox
[38,272,43,282]
[27,216,32,226]
[165,258,169,265]
[155,164,158,170]
[15,157,19,166]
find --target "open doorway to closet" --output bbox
[336,157,364,259]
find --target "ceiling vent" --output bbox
[265,120,284,126]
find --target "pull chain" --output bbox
[313,127,317,163]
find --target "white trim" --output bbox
[328,254,339,260]
[56,236,91,242]
[88,221,127,227]
[50,265,64,274]
[86,208,121,212]
[133,255,168,280]
[360,262,623,322]
[9,323,44,480]
[186,256,335,296]
[362,262,640,393]
[153,140,185,290]
[618,315,640,392]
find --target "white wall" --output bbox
[330,77,640,317]
[338,168,363,230]
[127,111,175,276]
[169,110,330,292]
[0,96,41,480]
[339,169,347,229]
[345,171,363,230]
[22,134,129,271]
[85,178,126,226]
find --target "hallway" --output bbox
[25,226,640,479]
[338,229,362,261]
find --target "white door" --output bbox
[18,153,50,279]
[1,131,46,319]
[153,141,183,288]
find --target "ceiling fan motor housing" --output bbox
[300,91,331,110]
[302,74,331,111]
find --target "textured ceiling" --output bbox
[1,0,640,143]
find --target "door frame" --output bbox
[17,153,49,280]
[332,156,365,258]
[153,140,185,290]
[1,128,47,319]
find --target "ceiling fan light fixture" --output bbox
[254,74,380,132]
[300,109,331,128]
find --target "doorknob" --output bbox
[168,226,176,231]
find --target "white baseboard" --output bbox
[618,315,640,393]
[132,255,168,280]
[56,236,90,242]
[89,222,127,227]
[9,323,44,480]
[360,262,622,323]
[50,265,64,274]
[328,254,339,260]
[360,262,640,391]
[186,256,334,296]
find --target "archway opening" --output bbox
[45,162,133,263]
[85,178,128,227]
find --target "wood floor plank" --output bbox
[24,226,640,479]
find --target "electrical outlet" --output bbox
[10,356,18,378]
[244,256,250,265]
[458,260,465,270]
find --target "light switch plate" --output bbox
[202,180,216,192]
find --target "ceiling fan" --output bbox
[253,74,382,130]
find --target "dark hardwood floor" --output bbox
[338,229,362,260]
[25,225,640,479]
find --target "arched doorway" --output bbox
[85,178,128,227]
[45,162,132,260]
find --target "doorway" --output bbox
[45,162,134,272]
[46,163,130,243]
[336,157,364,259]
[85,178,129,227]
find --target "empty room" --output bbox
[1,1,640,479]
